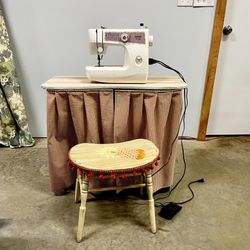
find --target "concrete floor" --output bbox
[0,137,250,250]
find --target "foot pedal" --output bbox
[159,203,182,220]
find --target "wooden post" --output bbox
[198,0,228,141]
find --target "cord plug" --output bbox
[197,178,205,183]
[149,58,157,65]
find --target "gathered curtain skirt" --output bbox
[47,90,182,193]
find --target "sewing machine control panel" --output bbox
[105,32,146,44]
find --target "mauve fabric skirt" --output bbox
[47,90,183,193]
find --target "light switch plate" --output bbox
[178,0,193,7]
[193,0,215,7]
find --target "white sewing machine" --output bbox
[85,27,153,83]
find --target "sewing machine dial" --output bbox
[120,33,129,43]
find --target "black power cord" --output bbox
[149,58,185,82]
[155,178,205,207]
[157,178,204,220]
[149,58,204,212]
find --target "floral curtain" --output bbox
[0,6,34,147]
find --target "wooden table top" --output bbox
[69,139,159,173]
[42,76,187,91]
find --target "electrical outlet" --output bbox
[178,0,193,7]
[193,0,215,7]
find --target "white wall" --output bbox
[2,0,215,137]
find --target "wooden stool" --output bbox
[68,139,160,242]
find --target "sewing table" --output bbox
[42,76,187,194]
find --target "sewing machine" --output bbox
[85,27,153,83]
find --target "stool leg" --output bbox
[74,170,81,203]
[146,172,156,233]
[76,174,88,242]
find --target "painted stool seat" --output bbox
[69,139,159,174]
[68,139,159,242]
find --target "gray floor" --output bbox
[0,137,249,250]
